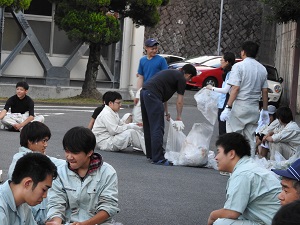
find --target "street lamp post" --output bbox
[217,0,224,55]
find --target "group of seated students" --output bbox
[255,105,300,160]
[2,81,300,224]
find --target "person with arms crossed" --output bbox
[220,41,269,156]
[46,126,119,225]
[0,153,58,225]
[207,132,281,225]
[140,64,197,165]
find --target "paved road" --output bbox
[0,90,228,225]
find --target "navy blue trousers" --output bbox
[140,89,165,162]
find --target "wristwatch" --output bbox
[225,105,232,109]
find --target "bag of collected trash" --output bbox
[205,150,218,170]
[165,119,186,162]
[194,88,219,125]
[165,121,214,167]
[177,123,213,166]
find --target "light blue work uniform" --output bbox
[138,55,168,82]
[7,147,66,225]
[227,58,268,155]
[46,162,119,225]
[0,181,37,225]
[214,156,281,225]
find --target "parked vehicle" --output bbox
[168,55,221,69]
[187,60,283,106]
[159,54,185,65]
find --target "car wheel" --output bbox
[203,77,218,87]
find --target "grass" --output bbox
[0,96,133,106]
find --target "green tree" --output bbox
[49,0,169,99]
[260,0,300,23]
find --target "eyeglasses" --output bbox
[114,101,122,105]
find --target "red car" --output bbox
[186,57,241,89]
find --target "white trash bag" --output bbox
[165,119,186,163]
[194,88,219,125]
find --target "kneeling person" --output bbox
[0,153,57,225]
[208,132,281,225]
[92,91,145,154]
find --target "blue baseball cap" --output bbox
[145,38,159,47]
[272,159,300,181]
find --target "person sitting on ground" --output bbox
[207,132,281,225]
[272,200,300,225]
[0,81,44,131]
[255,105,277,158]
[7,121,65,225]
[46,126,119,225]
[0,153,58,225]
[262,106,300,160]
[272,158,300,206]
[88,91,109,129]
[92,91,145,154]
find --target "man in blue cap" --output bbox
[272,158,300,206]
[134,38,168,106]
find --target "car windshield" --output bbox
[264,65,279,81]
[186,56,217,64]
[201,58,221,68]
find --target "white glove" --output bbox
[173,121,185,131]
[260,109,270,124]
[220,108,231,122]
[127,123,142,130]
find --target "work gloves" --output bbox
[220,107,231,121]
[173,121,185,131]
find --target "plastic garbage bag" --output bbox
[194,88,219,125]
[205,150,218,170]
[165,119,186,162]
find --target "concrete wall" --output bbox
[274,22,299,111]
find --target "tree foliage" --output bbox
[260,0,300,23]
[0,0,32,10]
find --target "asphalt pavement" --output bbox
[0,90,228,225]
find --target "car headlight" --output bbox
[274,84,282,93]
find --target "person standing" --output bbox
[140,64,197,165]
[220,41,269,156]
[206,52,236,135]
[134,38,168,104]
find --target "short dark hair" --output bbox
[276,106,293,124]
[16,81,29,90]
[20,122,51,148]
[272,200,300,225]
[63,126,96,154]
[242,41,259,58]
[182,64,197,77]
[104,91,122,105]
[216,132,251,157]
[222,52,236,80]
[12,153,57,189]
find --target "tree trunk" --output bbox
[80,42,102,99]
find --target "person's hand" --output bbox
[134,98,139,105]
[165,112,170,121]
[206,84,213,90]
[127,123,142,130]
[136,122,143,127]
[13,123,22,130]
[173,120,185,131]
[260,109,270,124]
[220,108,231,121]
[71,222,84,225]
